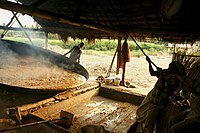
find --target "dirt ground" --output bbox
[81,53,172,89]
[0,44,172,132]
[47,44,172,89]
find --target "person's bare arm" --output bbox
[77,58,80,63]
[77,52,82,63]
[64,47,75,56]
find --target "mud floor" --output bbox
[55,95,138,133]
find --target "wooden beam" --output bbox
[0,0,124,36]
[0,25,44,31]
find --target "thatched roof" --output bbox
[1,0,200,43]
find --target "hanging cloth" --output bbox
[127,48,131,62]
[119,39,130,69]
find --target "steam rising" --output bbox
[0,39,54,79]
[0,40,86,90]
[0,40,19,68]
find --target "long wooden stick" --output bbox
[106,46,118,78]
[127,32,158,68]
[0,118,63,133]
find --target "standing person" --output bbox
[135,56,186,133]
[64,42,84,63]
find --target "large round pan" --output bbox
[0,39,89,94]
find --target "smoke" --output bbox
[0,39,50,69]
[0,40,51,80]
[0,40,85,84]
[0,39,19,68]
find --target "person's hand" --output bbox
[146,56,151,63]
[156,67,162,72]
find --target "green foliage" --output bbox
[3,37,45,47]
[48,33,61,40]
[85,39,117,51]
[48,39,65,47]
[2,37,167,56]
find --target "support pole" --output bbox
[116,37,122,75]
[173,43,176,53]
[1,12,20,38]
[11,11,34,45]
[121,60,126,86]
[45,32,48,49]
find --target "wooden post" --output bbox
[116,37,122,75]
[173,43,176,53]
[121,62,126,86]
[120,37,128,86]
[45,32,48,49]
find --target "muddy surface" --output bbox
[63,95,138,133]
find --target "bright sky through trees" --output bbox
[0,9,35,27]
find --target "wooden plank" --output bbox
[19,97,55,113]
[99,87,145,106]
[31,89,98,120]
